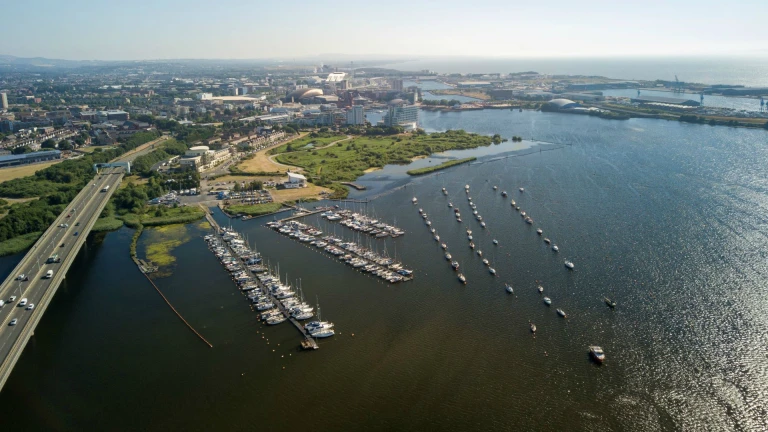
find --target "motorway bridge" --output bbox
[0,166,124,390]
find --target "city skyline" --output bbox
[3,0,767,61]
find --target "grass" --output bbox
[274,130,494,182]
[268,133,345,155]
[142,224,191,273]
[225,202,283,216]
[92,216,124,232]
[120,206,205,228]
[270,184,330,203]
[429,89,491,100]
[0,160,62,183]
[407,157,477,175]
[0,231,42,256]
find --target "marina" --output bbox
[203,213,323,349]
[266,220,414,283]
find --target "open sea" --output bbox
[382,57,768,87]
[1,107,768,429]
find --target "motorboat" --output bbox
[565,260,575,269]
[443,189,448,195]
[544,238,551,244]
[311,327,335,338]
[441,243,447,249]
[465,184,470,190]
[434,235,440,242]
[451,261,460,270]
[445,252,452,260]
[525,217,533,224]
[537,285,544,293]
[412,197,418,204]
[469,242,475,249]
[457,218,462,222]
[556,308,567,318]
[501,191,508,197]
[589,346,606,363]
[493,239,498,245]
[519,188,524,193]
[442,187,447,193]
[529,321,537,333]
[510,200,516,206]
[466,229,472,234]
[505,283,514,293]
[458,273,467,284]
[493,185,498,190]
[448,202,453,208]
[431,228,436,233]
[552,245,559,252]
[419,208,423,214]
[604,297,617,308]
[543,297,552,306]
[489,267,496,275]
[536,229,543,235]
[482,258,489,266]
[477,250,483,257]
[480,221,486,228]
[468,235,473,241]
[426,221,432,226]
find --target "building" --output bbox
[631,96,700,107]
[286,88,324,103]
[383,100,419,127]
[0,92,7,110]
[326,72,347,82]
[542,99,581,110]
[284,172,307,189]
[346,105,365,125]
[457,81,492,88]
[196,93,213,100]
[390,79,404,92]
[0,150,61,168]
[185,145,210,157]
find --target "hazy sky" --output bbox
[4,0,767,60]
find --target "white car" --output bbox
[16,274,25,281]
[18,298,27,307]
[9,319,17,326]
[0,300,4,307]
[9,296,16,302]
[26,303,35,310]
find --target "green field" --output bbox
[407,157,477,176]
[0,231,42,256]
[225,202,283,216]
[274,130,493,182]
[121,206,205,228]
[92,216,124,232]
[268,133,345,155]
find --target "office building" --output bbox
[384,100,418,127]
[0,92,7,110]
[390,79,404,92]
[346,105,365,125]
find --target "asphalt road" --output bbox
[0,168,124,389]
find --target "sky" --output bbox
[4,0,768,61]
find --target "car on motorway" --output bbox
[44,270,53,279]
[16,274,26,281]
[9,319,17,326]
[60,243,65,248]
[74,232,79,236]
[26,303,34,310]
[18,298,27,307]
[66,214,71,218]
[9,296,16,303]
[75,222,80,226]
[0,300,4,307]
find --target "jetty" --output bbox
[204,207,319,350]
[340,182,367,190]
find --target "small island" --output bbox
[407,157,477,176]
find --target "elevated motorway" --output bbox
[0,167,124,391]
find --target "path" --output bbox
[267,135,353,172]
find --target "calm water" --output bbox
[2,111,768,430]
[386,57,768,87]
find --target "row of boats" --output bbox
[320,210,405,238]
[205,229,335,339]
[267,220,413,283]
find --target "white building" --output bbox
[0,92,7,110]
[196,93,213,100]
[326,72,347,82]
[346,105,365,125]
[284,172,307,189]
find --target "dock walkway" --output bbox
[204,206,318,350]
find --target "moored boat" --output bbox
[565,260,575,269]
[589,346,606,363]
[505,283,513,293]
[604,297,616,308]
[458,273,467,284]
[543,296,552,306]
[557,308,567,318]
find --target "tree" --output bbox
[12,146,32,155]
[58,140,73,151]
[41,138,57,149]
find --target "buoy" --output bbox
[352,333,355,337]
